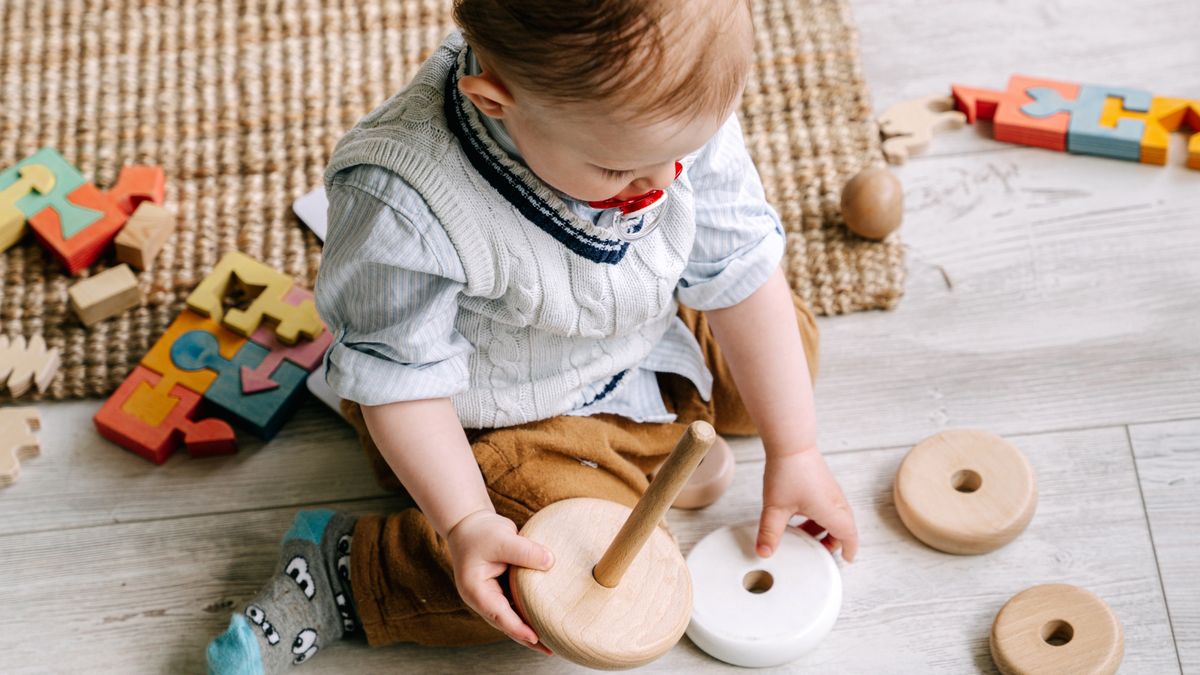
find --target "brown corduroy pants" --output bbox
[341,291,819,648]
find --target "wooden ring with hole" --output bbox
[649,435,735,509]
[894,429,1037,554]
[991,584,1123,675]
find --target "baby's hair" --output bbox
[453,0,753,122]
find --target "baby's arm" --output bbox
[681,114,859,561]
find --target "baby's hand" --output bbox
[445,510,556,655]
[757,449,859,562]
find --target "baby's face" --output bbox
[501,97,730,203]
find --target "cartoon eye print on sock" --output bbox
[244,604,281,646]
[335,593,356,633]
[336,534,351,583]
[292,628,318,664]
[285,555,316,600]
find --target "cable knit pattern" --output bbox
[323,32,696,428]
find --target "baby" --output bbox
[207,0,858,671]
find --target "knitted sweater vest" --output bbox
[324,33,696,428]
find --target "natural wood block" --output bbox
[68,264,141,327]
[0,407,41,487]
[114,202,176,270]
[991,584,1123,675]
[894,428,1037,555]
[0,334,60,398]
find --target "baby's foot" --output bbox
[207,510,358,674]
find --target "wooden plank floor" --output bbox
[2,1,1197,672]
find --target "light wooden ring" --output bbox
[991,584,1123,675]
[649,435,735,509]
[894,429,1037,554]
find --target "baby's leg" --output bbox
[345,412,687,648]
[661,290,820,436]
[207,510,358,674]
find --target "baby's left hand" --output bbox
[757,449,859,562]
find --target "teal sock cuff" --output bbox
[283,510,335,545]
[207,614,265,675]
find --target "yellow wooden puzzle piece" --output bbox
[186,251,323,345]
[0,164,55,251]
[136,309,247,426]
[1100,96,1200,168]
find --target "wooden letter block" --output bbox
[0,407,41,487]
[186,251,324,345]
[0,334,60,397]
[114,202,176,270]
[171,329,308,439]
[108,165,166,215]
[28,183,128,275]
[94,365,237,465]
[68,264,141,327]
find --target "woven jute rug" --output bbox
[0,0,903,400]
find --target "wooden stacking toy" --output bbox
[648,433,734,509]
[894,429,1037,555]
[840,167,904,241]
[685,520,841,667]
[991,584,1124,675]
[510,421,716,669]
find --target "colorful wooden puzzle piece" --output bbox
[171,329,308,439]
[242,286,332,393]
[0,334,61,398]
[137,310,247,422]
[0,407,41,487]
[953,75,1081,151]
[955,75,1199,169]
[0,148,97,245]
[94,365,236,464]
[0,164,56,251]
[108,165,166,215]
[187,251,324,345]
[28,182,128,275]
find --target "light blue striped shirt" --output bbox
[320,110,784,425]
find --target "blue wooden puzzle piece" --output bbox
[170,329,308,439]
[0,147,103,238]
[1022,85,1151,161]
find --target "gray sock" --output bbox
[207,510,358,674]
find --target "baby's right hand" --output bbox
[445,509,556,655]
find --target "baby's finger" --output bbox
[820,507,859,562]
[470,582,543,647]
[499,533,555,571]
[756,505,792,557]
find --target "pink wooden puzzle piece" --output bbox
[240,286,332,394]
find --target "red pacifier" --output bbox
[587,162,683,241]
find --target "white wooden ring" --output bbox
[685,520,841,667]
[991,584,1123,675]
[894,429,1037,554]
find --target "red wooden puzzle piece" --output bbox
[108,165,166,215]
[242,286,332,393]
[28,183,128,275]
[94,365,237,464]
[953,75,1081,151]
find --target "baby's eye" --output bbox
[595,166,633,180]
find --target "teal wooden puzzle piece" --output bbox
[1023,85,1152,161]
[0,147,103,238]
[170,329,308,439]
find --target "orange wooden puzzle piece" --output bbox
[108,165,166,215]
[137,310,247,424]
[953,75,1081,151]
[1100,96,1200,167]
[94,365,237,464]
[28,183,128,275]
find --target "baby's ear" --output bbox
[459,72,514,119]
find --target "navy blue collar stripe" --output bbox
[443,60,629,265]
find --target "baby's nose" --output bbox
[639,162,679,191]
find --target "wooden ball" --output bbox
[649,435,735,509]
[991,584,1124,675]
[894,429,1037,555]
[510,498,692,669]
[840,167,903,240]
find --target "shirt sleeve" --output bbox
[315,165,474,406]
[675,112,786,311]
